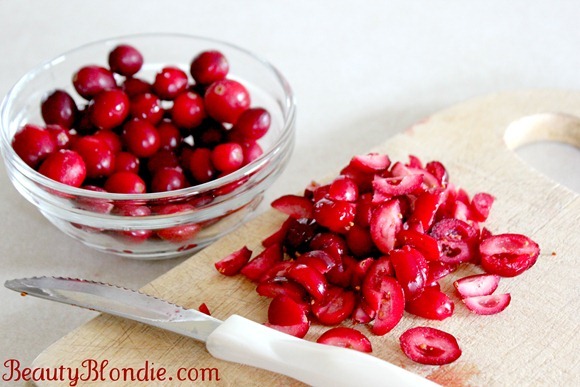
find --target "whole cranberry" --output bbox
[72,65,117,100]
[112,204,153,242]
[190,50,229,85]
[152,66,189,100]
[189,147,216,183]
[210,142,244,173]
[11,124,56,168]
[151,167,187,192]
[114,151,140,174]
[72,135,116,179]
[230,107,271,140]
[241,140,263,165]
[38,149,86,187]
[122,119,161,158]
[204,79,250,124]
[88,89,130,130]
[121,77,152,97]
[147,149,180,174]
[45,124,72,150]
[108,44,143,76]
[92,130,122,153]
[104,171,146,194]
[170,91,206,129]
[192,119,227,148]
[41,90,78,128]
[130,92,164,125]
[157,120,182,150]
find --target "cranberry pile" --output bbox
[12,44,271,194]
[214,153,540,365]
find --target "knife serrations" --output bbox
[4,276,222,342]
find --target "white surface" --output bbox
[206,315,438,387]
[0,0,579,377]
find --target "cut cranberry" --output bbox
[462,293,511,315]
[41,90,78,128]
[328,176,359,202]
[349,153,391,173]
[295,250,337,274]
[390,246,428,301]
[155,204,201,242]
[190,50,229,85]
[215,246,253,276]
[372,174,423,201]
[368,276,405,336]
[426,261,458,285]
[152,66,189,100]
[311,286,356,325]
[38,149,86,187]
[151,167,187,192]
[396,229,440,261]
[104,171,146,194]
[316,327,373,353]
[430,218,478,264]
[399,326,462,365]
[72,135,116,179]
[470,192,495,222]
[309,232,348,261]
[287,263,328,301]
[256,279,308,303]
[11,124,56,168]
[271,194,314,219]
[425,161,448,187]
[408,189,443,231]
[479,234,540,277]
[210,142,244,173]
[171,91,206,129]
[369,199,402,254]
[453,274,500,298]
[313,198,356,234]
[204,79,251,124]
[405,285,454,320]
[72,65,117,100]
[108,44,143,76]
[113,151,140,174]
[189,147,216,183]
[122,119,161,158]
[229,107,271,140]
[198,303,211,316]
[345,224,375,258]
[240,244,283,282]
[130,92,164,125]
[267,294,309,326]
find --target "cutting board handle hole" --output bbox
[506,112,580,193]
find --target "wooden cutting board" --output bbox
[33,90,580,386]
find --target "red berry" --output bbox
[147,150,180,174]
[430,218,478,264]
[114,151,140,174]
[157,120,182,150]
[45,124,72,150]
[88,89,130,130]
[316,327,373,353]
[453,274,500,298]
[190,50,229,85]
[92,130,122,153]
[313,198,356,234]
[369,199,402,253]
[215,246,253,276]
[150,167,186,192]
[11,124,57,168]
[479,233,540,277]
[405,285,454,320]
[72,135,115,179]
[112,204,153,242]
[311,286,356,325]
[204,79,250,124]
[267,294,309,327]
[129,92,164,125]
[462,293,511,315]
[399,326,462,365]
[72,65,116,100]
[122,119,161,158]
[189,147,216,183]
[41,90,78,128]
[240,244,283,282]
[240,140,263,165]
[390,246,428,301]
[210,142,244,173]
[155,204,201,242]
[152,66,189,100]
[38,149,86,187]
[230,107,271,140]
[170,91,206,129]
[271,194,314,219]
[104,171,146,194]
[108,44,143,76]
[121,77,152,97]
[287,263,328,301]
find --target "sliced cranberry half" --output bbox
[430,218,478,264]
[240,244,283,282]
[287,263,328,301]
[155,204,201,243]
[390,246,428,301]
[479,233,540,277]
[369,199,402,254]
[311,286,356,325]
[399,326,462,365]
[453,274,500,298]
[462,293,511,315]
[271,194,314,219]
[405,285,454,320]
[316,327,373,353]
[214,246,252,276]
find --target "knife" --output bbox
[5,276,438,387]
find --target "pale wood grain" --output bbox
[33,90,580,386]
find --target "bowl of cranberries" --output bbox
[0,34,296,259]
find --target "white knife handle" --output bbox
[205,315,439,387]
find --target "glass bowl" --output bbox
[0,33,296,260]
